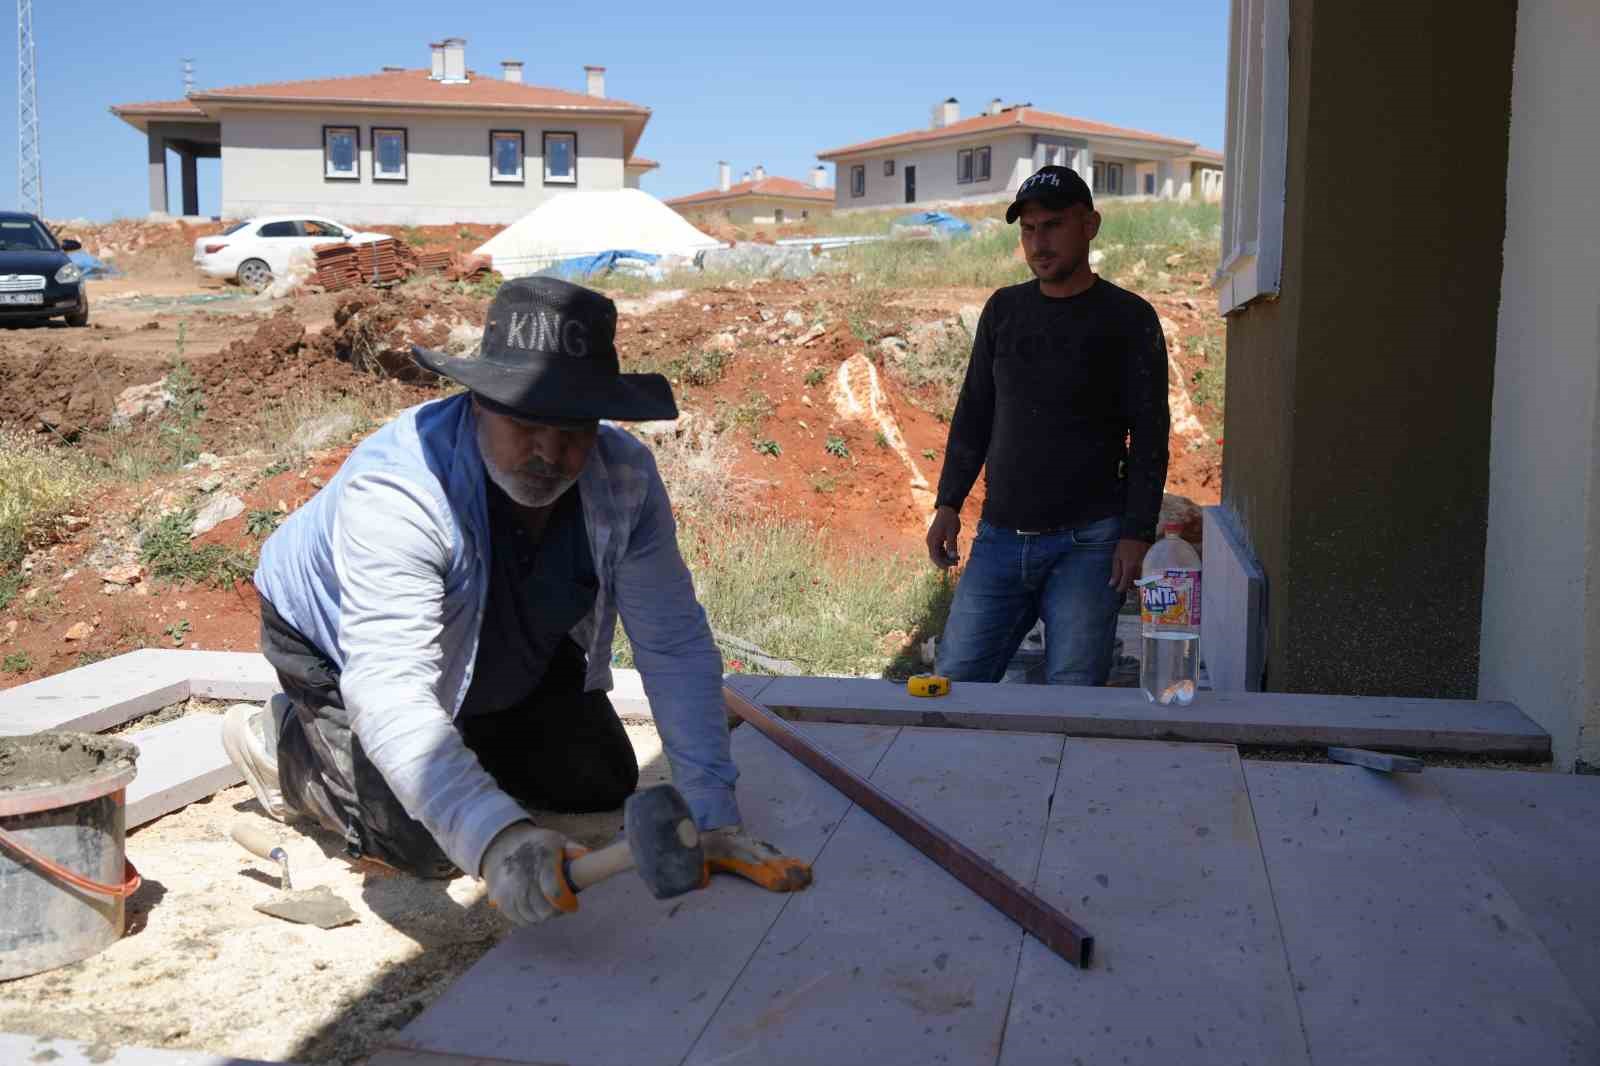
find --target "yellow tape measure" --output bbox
[907,674,951,698]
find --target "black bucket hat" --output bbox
[412,276,677,423]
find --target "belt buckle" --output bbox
[1016,528,1042,536]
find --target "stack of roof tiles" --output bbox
[354,239,405,284]
[415,250,453,273]
[311,242,363,292]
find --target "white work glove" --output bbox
[479,821,586,925]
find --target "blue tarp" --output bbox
[892,211,973,237]
[68,250,121,278]
[536,248,660,281]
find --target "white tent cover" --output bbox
[474,189,724,278]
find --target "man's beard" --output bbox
[478,429,577,507]
[1029,251,1084,284]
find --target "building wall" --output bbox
[220,109,627,225]
[1220,0,1517,698]
[677,195,829,226]
[832,132,1032,211]
[1479,0,1600,771]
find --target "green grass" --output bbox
[1188,325,1227,415]
[138,510,257,589]
[803,367,827,388]
[840,226,1030,292]
[613,516,954,678]
[824,435,850,459]
[245,508,282,539]
[2,651,30,674]
[889,325,972,422]
[1093,200,1223,282]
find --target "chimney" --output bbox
[718,161,731,192]
[501,60,523,83]
[987,97,1004,116]
[442,37,468,83]
[382,65,406,73]
[585,65,606,98]
[812,164,827,189]
[742,169,751,183]
[429,42,446,80]
[752,164,767,182]
[931,97,960,129]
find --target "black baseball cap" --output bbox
[1004,165,1094,223]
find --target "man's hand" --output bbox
[1108,538,1151,594]
[926,506,962,569]
[702,825,813,892]
[480,821,586,925]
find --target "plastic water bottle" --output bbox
[1139,523,1201,706]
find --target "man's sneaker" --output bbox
[222,702,286,821]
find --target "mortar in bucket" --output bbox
[0,732,140,980]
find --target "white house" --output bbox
[817,98,1223,212]
[665,163,833,226]
[111,39,660,225]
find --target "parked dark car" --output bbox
[0,211,88,327]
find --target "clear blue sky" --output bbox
[9,0,1228,221]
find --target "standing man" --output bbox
[926,165,1170,685]
[225,277,811,927]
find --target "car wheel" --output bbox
[237,259,273,293]
[65,304,88,328]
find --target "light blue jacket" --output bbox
[254,393,740,875]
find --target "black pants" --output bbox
[258,598,639,878]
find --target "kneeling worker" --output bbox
[225,277,810,924]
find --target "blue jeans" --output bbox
[936,515,1125,686]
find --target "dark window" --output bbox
[850,165,865,197]
[543,132,577,185]
[257,221,298,238]
[1144,172,1156,195]
[975,146,991,182]
[801,209,810,219]
[884,159,895,177]
[491,131,525,183]
[372,128,408,182]
[323,126,359,180]
[774,207,786,224]
[300,220,347,239]
[956,149,974,184]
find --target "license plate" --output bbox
[0,293,43,305]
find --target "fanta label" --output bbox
[1140,569,1201,628]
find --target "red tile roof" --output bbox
[665,176,833,208]
[817,107,1200,160]
[108,99,207,117]
[1192,146,1225,164]
[182,68,648,113]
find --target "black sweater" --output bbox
[934,277,1171,541]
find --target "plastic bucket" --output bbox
[0,733,141,981]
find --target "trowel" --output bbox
[230,821,359,929]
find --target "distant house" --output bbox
[110,39,659,225]
[665,163,834,226]
[817,98,1223,212]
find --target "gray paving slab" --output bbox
[1245,761,1600,1065]
[180,650,281,701]
[753,676,1550,757]
[125,714,243,828]
[1434,767,1600,1024]
[387,721,901,1066]
[687,728,1064,1066]
[0,648,190,735]
[1001,739,1309,1066]
[0,1033,295,1065]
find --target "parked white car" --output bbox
[193,216,391,292]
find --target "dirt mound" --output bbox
[0,338,163,437]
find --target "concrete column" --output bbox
[147,131,168,216]
[180,149,199,218]
[1076,147,1094,192]
[1157,160,1177,199]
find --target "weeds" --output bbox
[731,392,774,435]
[889,327,971,421]
[613,516,952,677]
[0,428,99,576]
[160,324,205,468]
[139,510,257,588]
[245,509,282,539]
[163,619,192,646]
[921,448,938,461]
[1188,326,1227,415]
[667,349,730,388]
[874,431,890,449]
[753,438,781,458]
[803,367,827,388]
[3,651,30,674]
[0,571,24,611]
[811,472,838,494]
[825,435,851,459]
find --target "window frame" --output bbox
[542,131,579,186]
[370,127,409,183]
[256,220,300,238]
[322,125,360,182]
[1217,0,1289,315]
[850,165,865,198]
[490,129,526,185]
[956,148,974,185]
[774,207,786,224]
[975,145,991,182]
[883,159,895,177]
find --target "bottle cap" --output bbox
[1162,521,1185,534]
